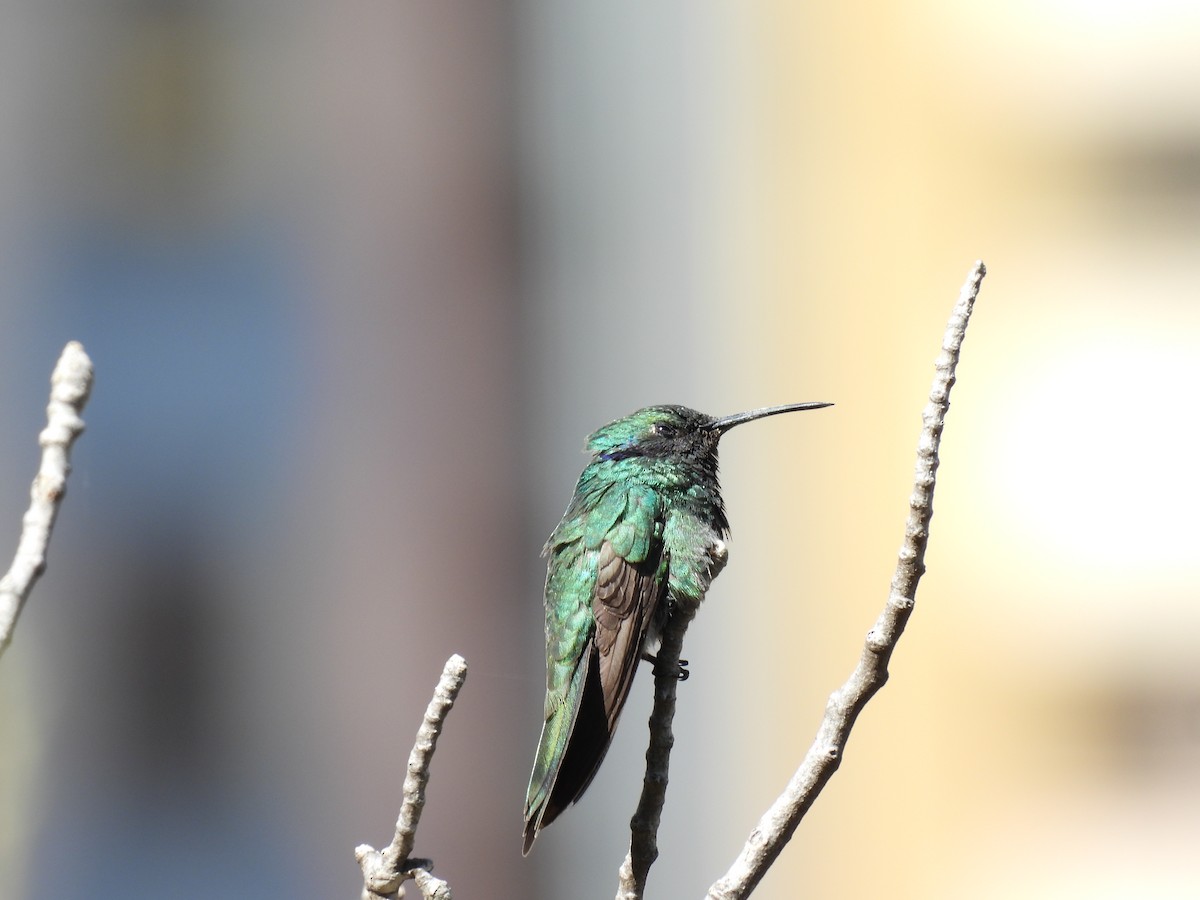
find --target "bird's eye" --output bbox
[651,423,676,439]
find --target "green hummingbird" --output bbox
[523,401,831,853]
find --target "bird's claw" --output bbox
[642,652,690,681]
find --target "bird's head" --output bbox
[585,401,832,471]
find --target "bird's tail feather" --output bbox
[522,648,614,854]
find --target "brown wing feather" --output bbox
[592,539,663,730]
[525,540,666,847]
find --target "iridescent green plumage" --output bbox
[523,402,831,853]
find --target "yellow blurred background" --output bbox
[0,2,1197,899]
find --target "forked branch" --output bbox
[356,654,468,900]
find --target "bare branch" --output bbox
[356,653,468,900]
[0,341,94,660]
[615,604,696,900]
[410,868,452,900]
[707,260,987,900]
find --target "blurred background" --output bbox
[0,1,1198,898]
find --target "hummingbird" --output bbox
[523,401,831,854]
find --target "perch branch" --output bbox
[0,341,94,659]
[706,260,987,899]
[356,653,468,900]
[615,603,697,900]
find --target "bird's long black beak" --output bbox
[706,401,833,434]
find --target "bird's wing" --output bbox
[523,482,666,852]
[590,484,665,730]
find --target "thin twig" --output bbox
[615,604,696,900]
[356,653,468,900]
[707,260,987,900]
[0,341,94,659]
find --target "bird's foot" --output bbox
[642,652,690,681]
